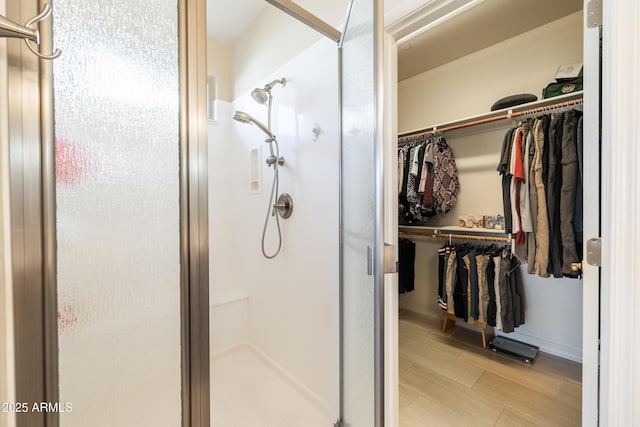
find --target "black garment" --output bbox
[465,249,480,321]
[497,128,516,234]
[486,257,497,327]
[454,249,469,320]
[546,114,565,278]
[398,238,415,293]
[400,146,411,198]
[398,146,412,224]
[415,145,426,193]
[438,246,447,305]
[560,110,582,277]
[508,256,525,327]
[574,116,584,256]
[498,256,514,332]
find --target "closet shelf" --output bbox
[399,225,510,242]
[398,91,583,139]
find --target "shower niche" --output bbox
[249,145,261,194]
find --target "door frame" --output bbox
[6,1,56,425]
[580,3,600,424]
[5,0,210,425]
[599,0,640,425]
[382,1,602,425]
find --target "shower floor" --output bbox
[211,345,333,427]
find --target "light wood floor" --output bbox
[399,309,582,427]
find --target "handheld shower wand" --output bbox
[232,111,274,139]
[233,111,278,159]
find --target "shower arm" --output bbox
[0,3,61,60]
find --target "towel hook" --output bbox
[0,3,61,60]
[24,4,61,60]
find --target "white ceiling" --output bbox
[397,0,583,81]
[208,0,413,42]
[204,0,582,78]
[207,0,266,41]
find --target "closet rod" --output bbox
[398,96,584,142]
[400,230,511,243]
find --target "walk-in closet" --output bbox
[390,0,597,425]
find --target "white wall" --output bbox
[0,0,15,423]
[232,0,349,98]
[397,11,584,361]
[398,11,583,132]
[208,101,235,303]
[207,37,233,102]
[209,37,340,416]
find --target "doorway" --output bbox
[384,0,600,425]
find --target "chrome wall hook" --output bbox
[0,3,61,60]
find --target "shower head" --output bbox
[233,111,275,139]
[251,78,287,105]
[251,88,269,105]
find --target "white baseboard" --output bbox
[495,330,582,363]
[401,308,582,363]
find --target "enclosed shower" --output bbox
[233,78,293,259]
[207,5,344,423]
[0,0,383,421]
[207,0,380,425]
[2,0,379,424]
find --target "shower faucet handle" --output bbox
[266,156,285,166]
[272,193,293,219]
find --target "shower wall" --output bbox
[209,35,340,414]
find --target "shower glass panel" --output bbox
[341,0,380,424]
[52,1,182,425]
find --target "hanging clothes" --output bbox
[492,255,503,330]
[574,116,584,255]
[546,113,564,278]
[397,136,460,224]
[497,108,583,279]
[497,128,516,234]
[524,124,537,274]
[486,257,497,326]
[398,238,415,294]
[560,110,581,276]
[532,117,551,278]
[432,139,460,215]
[437,243,523,332]
[438,246,448,310]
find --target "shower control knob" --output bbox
[273,193,293,219]
[266,156,285,166]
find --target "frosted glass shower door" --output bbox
[341,0,384,425]
[52,1,182,426]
